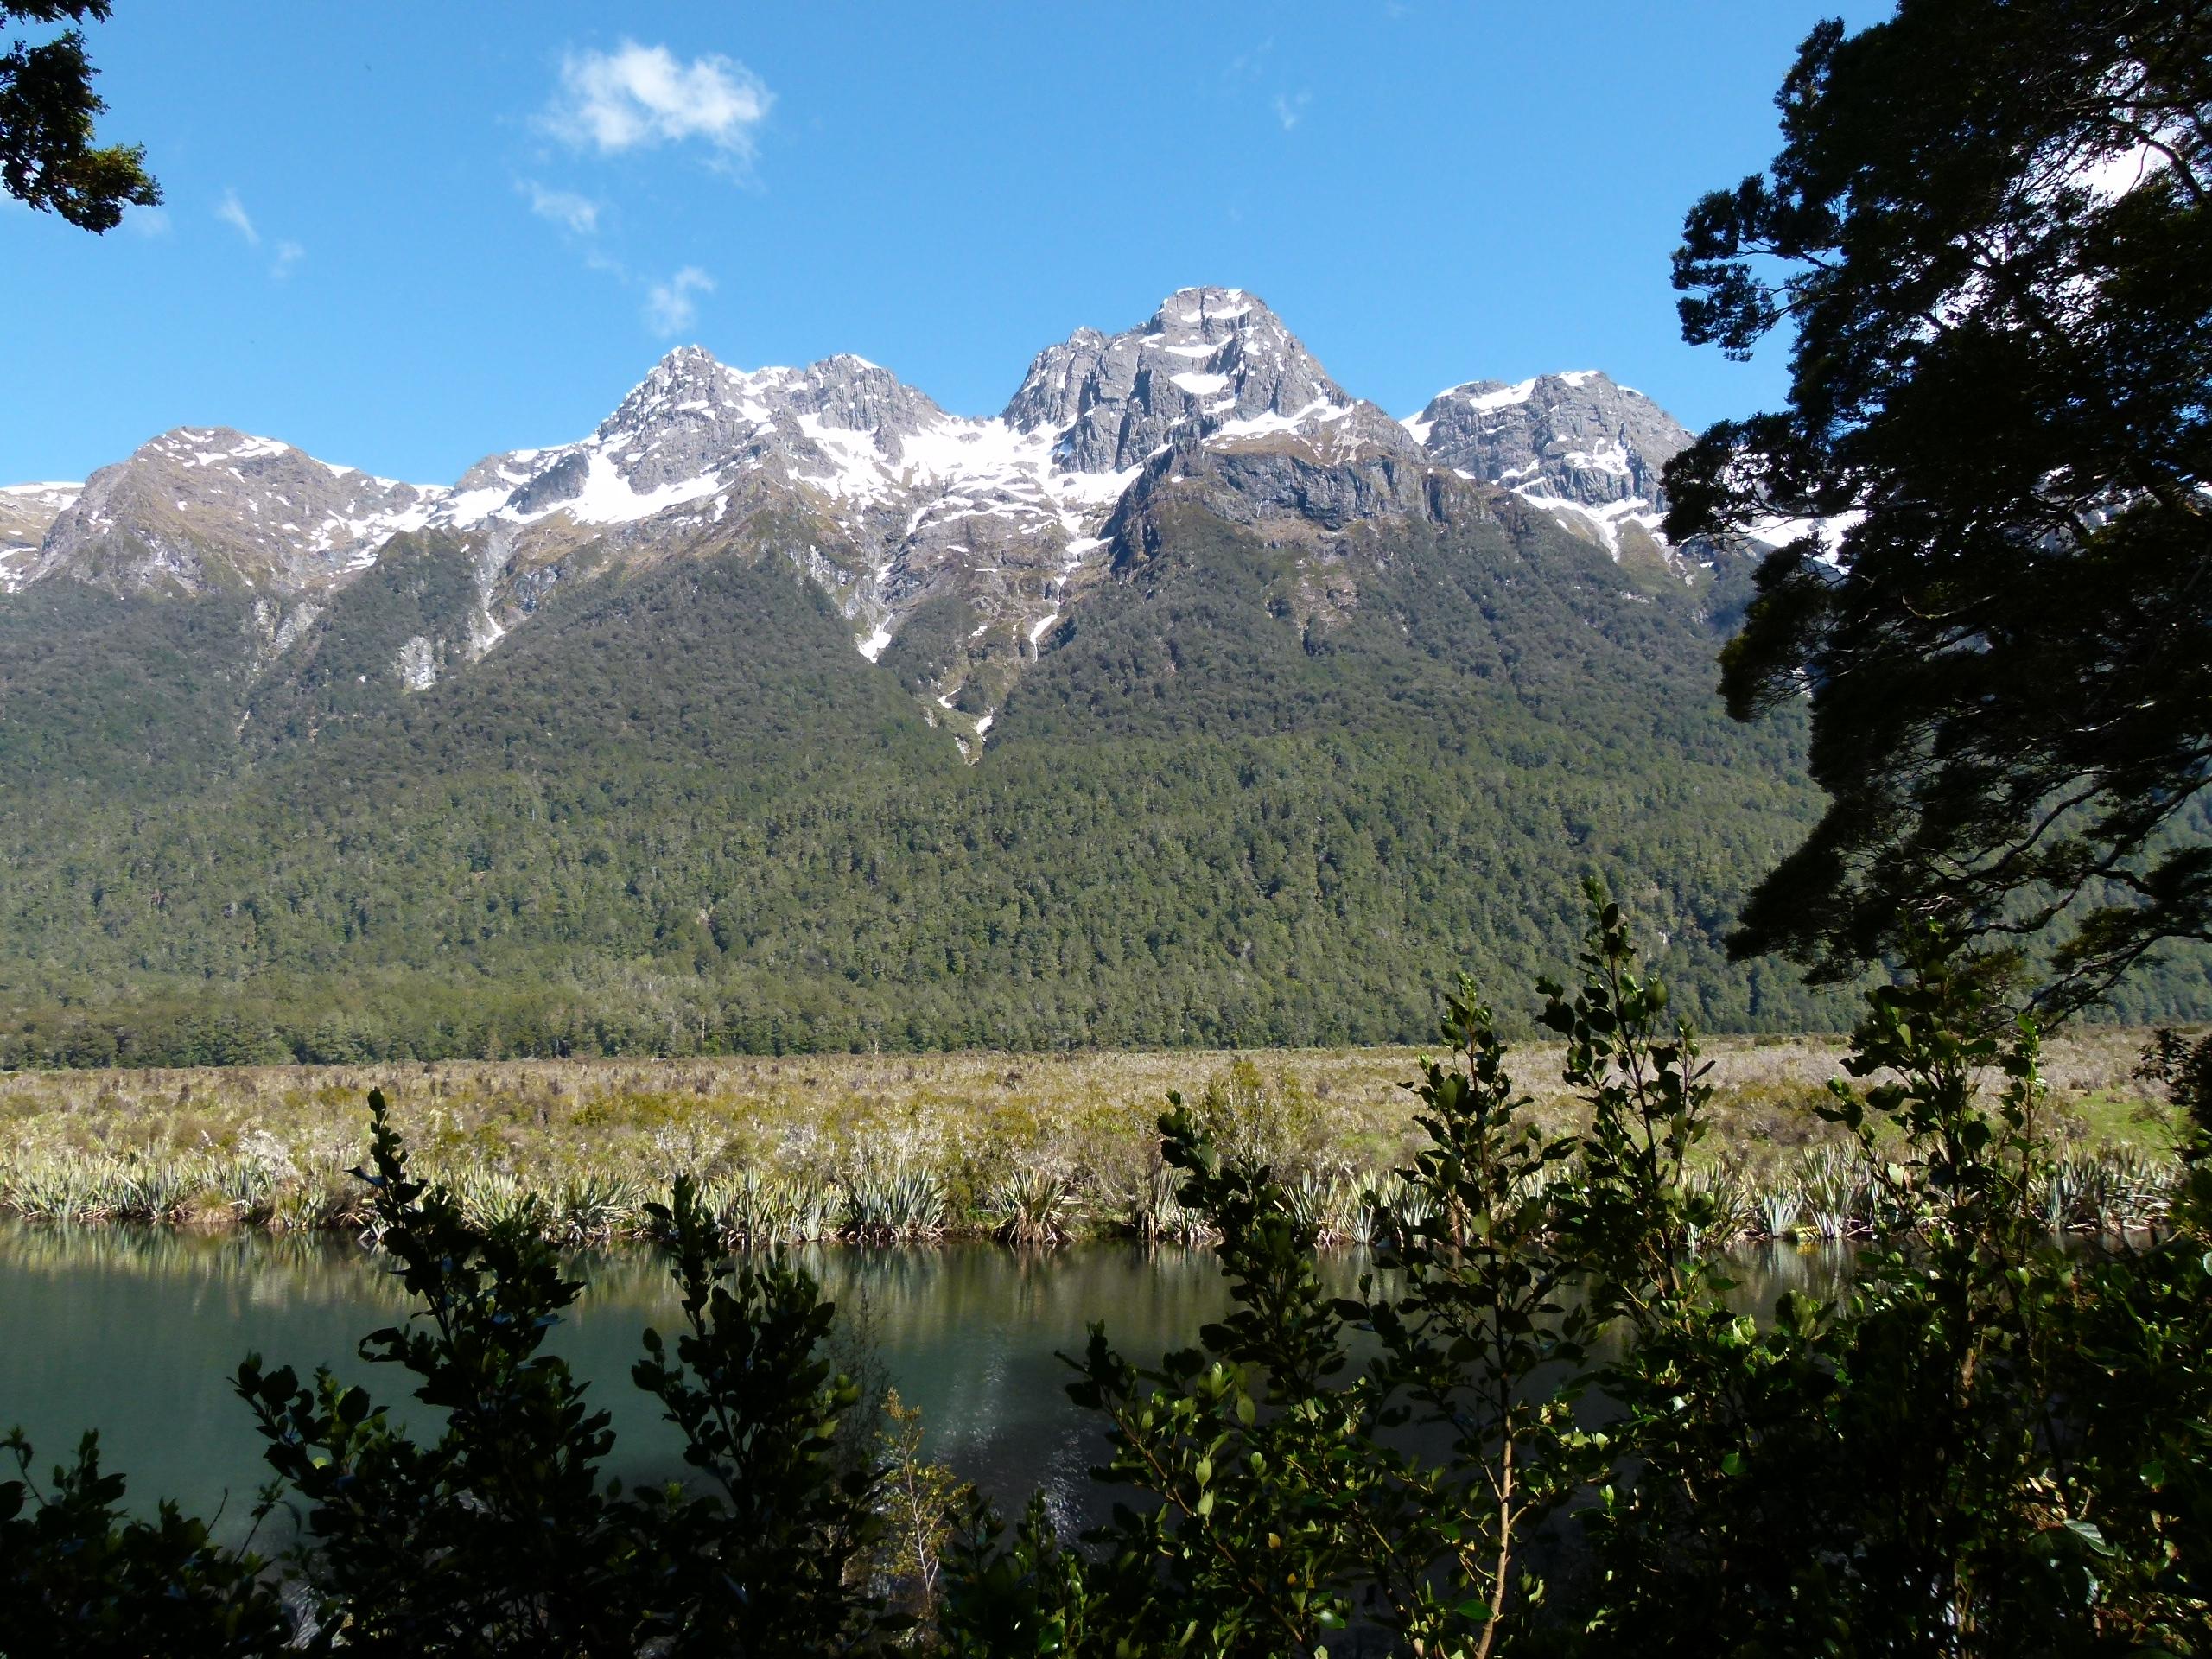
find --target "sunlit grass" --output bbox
[0,1032,2187,1245]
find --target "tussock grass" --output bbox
[0,1033,2187,1246]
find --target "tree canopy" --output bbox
[1665,0,2212,1009]
[1,3,156,231]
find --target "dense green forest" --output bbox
[0,479,2201,1066]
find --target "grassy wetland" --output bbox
[0,1027,2191,1248]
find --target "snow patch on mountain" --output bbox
[1409,371,1694,559]
[1745,509,1866,567]
[1,482,85,511]
[1516,492,1668,556]
[0,483,83,590]
[4,291,1743,718]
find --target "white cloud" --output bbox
[215,188,303,278]
[1273,91,1312,131]
[1225,38,1275,82]
[216,188,259,245]
[644,265,714,335]
[522,180,602,234]
[546,41,772,161]
[125,205,172,237]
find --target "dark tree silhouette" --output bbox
[2,3,157,230]
[1666,0,2212,1007]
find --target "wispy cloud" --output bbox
[521,180,602,235]
[125,205,172,237]
[217,189,304,277]
[644,266,715,336]
[517,175,708,341]
[545,41,772,163]
[528,48,749,338]
[1225,38,1276,82]
[216,188,259,246]
[1224,47,1308,135]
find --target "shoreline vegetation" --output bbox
[9,908,2209,1651]
[2,1029,2188,1247]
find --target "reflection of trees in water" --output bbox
[1723,1242,1858,1313]
[0,1221,407,1311]
[0,1226,1868,1534]
[3,1224,1856,1337]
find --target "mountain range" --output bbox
[3,286,2137,1065]
[5,288,1711,746]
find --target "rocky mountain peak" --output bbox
[30,426,441,597]
[3,293,1724,714]
[594,344,745,434]
[441,346,960,530]
[786,353,946,442]
[594,347,941,442]
[1001,286,1372,472]
[1405,370,1694,552]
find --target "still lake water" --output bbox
[0,1224,1853,1540]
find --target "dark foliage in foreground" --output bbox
[0,3,159,231]
[1666,0,2212,1007]
[3,902,2209,1655]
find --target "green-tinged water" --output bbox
[0,1224,1853,1541]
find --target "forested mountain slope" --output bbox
[3,291,2196,1063]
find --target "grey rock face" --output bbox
[395,633,439,691]
[1409,372,1691,512]
[29,429,442,597]
[245,595,326,661]
[1005,288,1408,472]
[443,346,955,529]
[4,295,1715,742]
[593,346,791,494]
[1109,443,1456,555]
[501,450,593,518]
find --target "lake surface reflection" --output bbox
[0,1224,1853,1541]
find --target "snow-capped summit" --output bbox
[30,427,442,596]
[2,292,1726,740]
[1004,286,1412,472]
[1405,371,1694,553]
[439,347,953,531]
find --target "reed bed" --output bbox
[0,1034,2188,1249]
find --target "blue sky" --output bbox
[2,3,1889,486]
